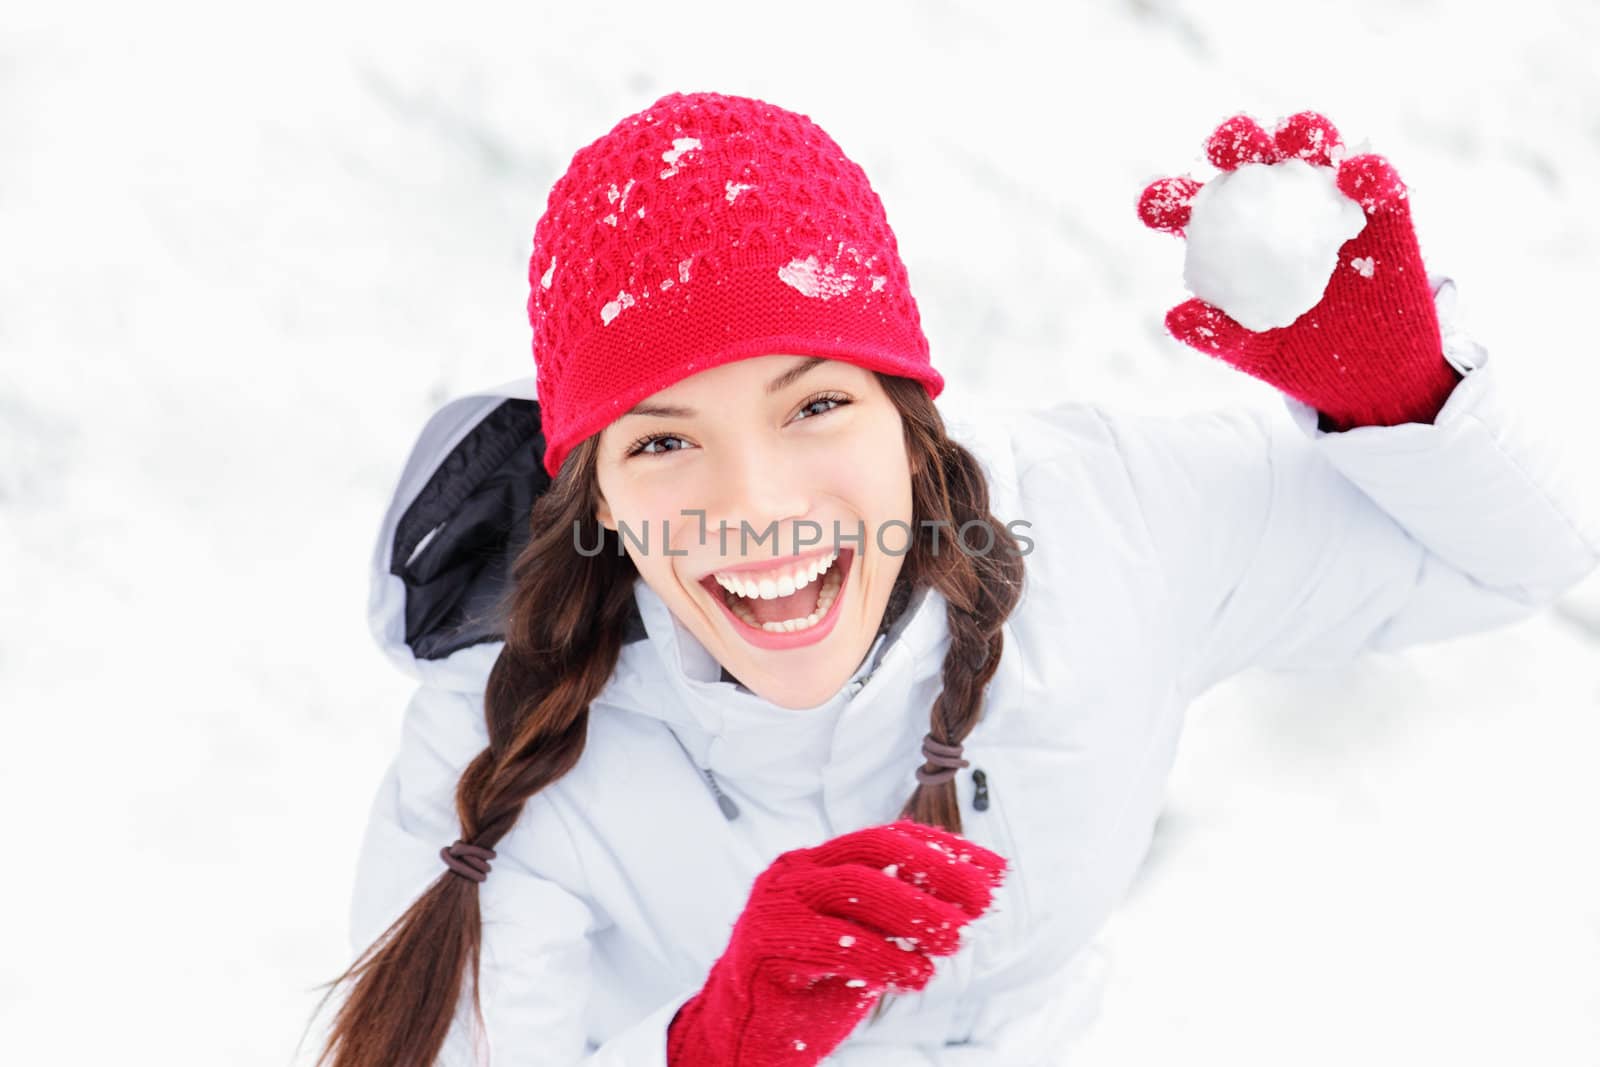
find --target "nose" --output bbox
[702,434,813,557]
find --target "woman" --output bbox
[312,93,1600,1066]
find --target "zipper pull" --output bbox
[704,769,741,821]
[664,724,741,820]
[972,768,990,812]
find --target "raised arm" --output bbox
[1085,287,1599,699]
[1111,110,1600,697]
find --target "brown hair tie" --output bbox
[915,734,970,786]
[439,841,497,883]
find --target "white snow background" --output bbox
[3,1,1598,1063]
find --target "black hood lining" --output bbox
[388,397,645,661]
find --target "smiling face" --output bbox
[593,355,914,710]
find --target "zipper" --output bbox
[968,762,1031,973]
[664,725,741,820]
[928,763,1004,1046]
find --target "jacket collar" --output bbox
[601,575,952,802]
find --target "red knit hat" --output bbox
[526,91,944,478]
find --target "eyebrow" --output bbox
[622,356,829,417]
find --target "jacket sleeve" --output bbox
[347,684,697,1066]
[1086,277,1600,700]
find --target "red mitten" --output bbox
[667,819,1009,1066]
[1137,111,1462,432]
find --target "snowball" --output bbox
[1182,158,1367,331]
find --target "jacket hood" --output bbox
[366,374,551,694]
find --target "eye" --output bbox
[625,433,692,457]
[624,391,851,458]
[794,391,851,420]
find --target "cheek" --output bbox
[606,481,708,576]
[815,438,913,532]
[867,471,916,548]
[604,477,682,526]
[858,422,914,518]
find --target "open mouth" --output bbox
[697,546,854,649]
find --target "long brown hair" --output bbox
[308,371,1026,1065]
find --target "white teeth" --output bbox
[712,549,839,600]
[721,560,844,633]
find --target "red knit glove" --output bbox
[666,819,1009,1067]
[1137,111,1462,432]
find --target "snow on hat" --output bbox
[526,90,944,478]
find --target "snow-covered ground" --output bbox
[3,1,1597,1063]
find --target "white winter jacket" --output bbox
[348,276,1600,1065]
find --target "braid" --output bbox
[457,521,639,852]
[895,432,1024,835]
[866,377,1026,1027]
[311,435,638,1067]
